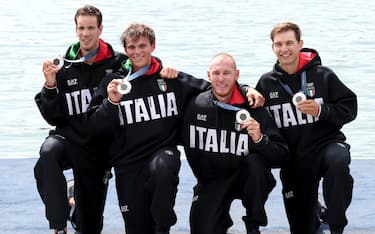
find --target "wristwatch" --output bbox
[257,134,269,145]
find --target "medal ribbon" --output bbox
[123,64,151,82]
[64,48,99,63]
[213,101,241,112]
[279,71,307,96]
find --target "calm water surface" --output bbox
[0,0,374,159]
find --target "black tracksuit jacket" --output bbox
[87,57,210,167]
[35,39,126,153]
[255,48,357,158]
[181,83,289,182]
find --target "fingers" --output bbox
[107,79,123,94]
[297,100,319,116]
[244,118,262,141]
[42,61,58,85]
[42,60,60,74]
[108,79,122,88]
[250,95,265,108]
[245,118,260,131]
[246,87,265,109]
[160,66,179,79]
[107,79,124,104]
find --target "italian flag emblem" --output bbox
[157,79,167,92]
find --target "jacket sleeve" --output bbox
[252,108,289,168]
[35,86,67,126]
[86,74,120,138]
[177,71,211,99]
[318,67,357,126]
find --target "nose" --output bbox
[280,43,289,51]
[81,28,90,37]
[217,73,226,81]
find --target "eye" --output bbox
[274,42,282,48]
[127,45,135,50]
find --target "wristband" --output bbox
[107,97,120,105]
[44,82,57,89]
[254,134,263,144]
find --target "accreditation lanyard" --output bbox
[278,71,307,96]
[123,64,151,82]
[213,100,242,112]
[64,47,99,63]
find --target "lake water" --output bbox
[0,0,374,160]
[0,0,374,233]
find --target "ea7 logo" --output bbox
[67,78,78,86]
[269,91,279,99]
[197,114,207,121]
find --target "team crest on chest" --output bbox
[306,83,315,98]
[157,79,167,92]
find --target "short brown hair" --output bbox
[120,23,156,48]
[270,22,301,42]
[74,5,102,27]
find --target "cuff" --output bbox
[254,134,263,144]
[107,97,120,105]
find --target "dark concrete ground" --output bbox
[0,158,373,233]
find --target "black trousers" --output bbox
[189,154,276,234]
[115,147,181,234]
[34,134,109,234]
[280,142,353,234]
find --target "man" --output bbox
[254,22,357,234]
[34,5,127,234]
[86,23,210,234]
[181,53,289,234]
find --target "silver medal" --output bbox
[117,79,132,95]
[292,92,306,106]
[236,109,251,124]
[52,55,64,69]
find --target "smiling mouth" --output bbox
[280,52,291,58]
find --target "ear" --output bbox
[98,25,103,35]
[235,69,240,81]
[298,39,304,49]
[151,42,156,52]
[271,43,276,52]
[207,71,212,82]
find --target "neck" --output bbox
[79,48,98,64]
[80,40,100,59]
[280,63,298,75]
[132,62,151,73]
[215,93,232,104]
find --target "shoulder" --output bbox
[187,89,212,106]
[259,70,277,81]
[314,64,336,75]
[250,106,274,122]
[195,90,214,107]
[101,71,123,85]
[113,51,128,61]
